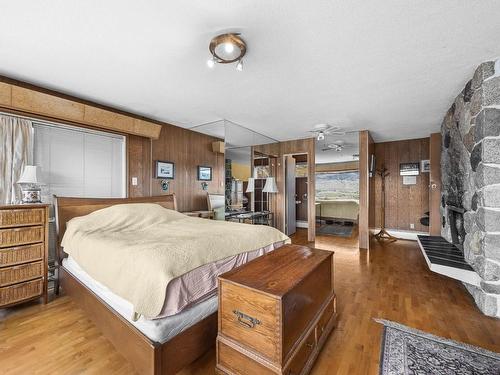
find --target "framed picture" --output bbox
[421,159,430,173]
[197,166,212,181]
[399,162,420,176]
[155,161,175,179]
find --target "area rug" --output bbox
[375,319,500,375]
[317,223,353,237]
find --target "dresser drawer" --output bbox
[316,297,336,338]
[217,339,275,375]
[0,208,45,228]
[0,243,44,267]
[219,281,281,363]
[0,226,44,248]
[0,278,43,307]
[285,329,316,375]
[0,261,44,287]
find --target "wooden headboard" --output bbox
[54,194,177,260]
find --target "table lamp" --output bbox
[17,165,43,203]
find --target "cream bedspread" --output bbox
[61,203,290,319]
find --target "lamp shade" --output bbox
[17,165,42,184]
[246,177,255,193]
[262,177,278,193]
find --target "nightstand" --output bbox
[0,204,49,307]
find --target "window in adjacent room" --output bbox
[315,171,359,200]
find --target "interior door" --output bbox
[295,177,308,221]
[285,155,296,235]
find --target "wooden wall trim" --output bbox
[0,76,161,139]
[359,130,373,250]
[429,133,442,236]
[316,161,359,173]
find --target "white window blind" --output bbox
[33,122,126,201]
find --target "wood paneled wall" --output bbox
[253,138,316,242]
[128,126,225,212]
[149,124,225,212]
[127,135,152,197]
[359,131,374,250]
[370,137,430,232]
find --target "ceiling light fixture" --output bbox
[207,33,247,71]
[206,56,215,68]
[236,60,243,72]
[224,42,234,54]
[317,131,325,141]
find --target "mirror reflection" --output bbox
[315,131,360,241]
[224,121,277,226]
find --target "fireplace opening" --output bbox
[447,205,466,251]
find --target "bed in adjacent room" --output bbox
[54,194,289,375]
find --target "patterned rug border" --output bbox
[374,318,500,361]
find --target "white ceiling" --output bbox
[1,1,500,142]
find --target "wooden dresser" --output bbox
[0,204,49,308]
[216,244,337,375]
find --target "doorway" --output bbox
[314,131,360,242]
[284,154,309,236]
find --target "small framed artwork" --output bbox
[155,161,175,179]
[197,166,212,181]
[421,159,431,173]
[399,162,420,176]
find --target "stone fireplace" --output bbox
[441,58,500,318]
[447,205,466,250]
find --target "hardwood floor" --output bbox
[1,230,499,374]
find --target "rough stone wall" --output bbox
[440,58,500,318]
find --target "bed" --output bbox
[54,194,288,375]
[315,198,359,223]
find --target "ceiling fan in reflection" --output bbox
[308,124,346,141]
[321,139,355,152]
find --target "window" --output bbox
[316,171,359,200]
[33,122,126,202]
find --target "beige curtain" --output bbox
[0,115,34,204]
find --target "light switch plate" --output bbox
[131,177,138,186]
[410,223,415,229]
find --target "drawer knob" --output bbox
[233,310,261,329]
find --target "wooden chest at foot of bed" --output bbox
[216,244,337,375]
